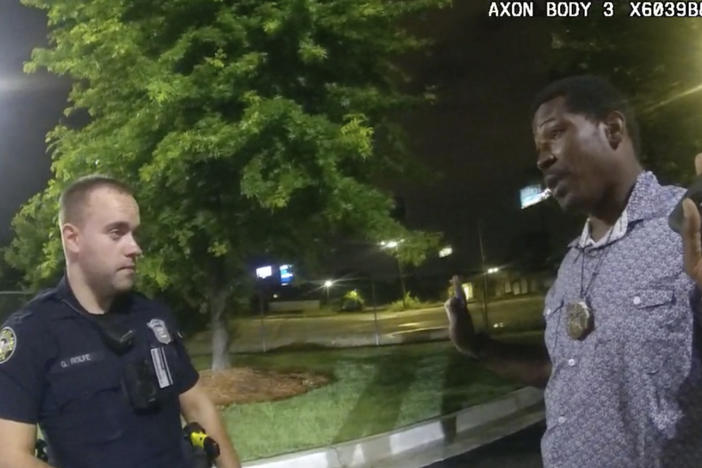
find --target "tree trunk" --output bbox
[397,258,407,309]
[209,286,231,370]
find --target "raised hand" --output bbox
[445,275,479,358]
[682,154,702,288]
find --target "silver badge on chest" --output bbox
[147,318,172,344]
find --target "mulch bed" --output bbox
[199,367,331,406]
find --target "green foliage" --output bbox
[340,288,364,311]
[549,17,702,184]
[381,231,442,268]
[8,0,447,328]
[388,291,422,311]
[343,289,364,304]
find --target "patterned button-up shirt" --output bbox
[542,171,702,467]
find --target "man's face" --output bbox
[72,187,142,296]
[532,96,615,213]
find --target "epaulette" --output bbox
[2,288,58,326]
[24,288,59,306]
[3,308,34,326]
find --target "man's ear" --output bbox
[61,223,80,255]
[603,111,625,150]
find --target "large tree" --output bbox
[7,0,445,369]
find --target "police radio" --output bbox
[61,298,135,354]
[98,322,135,354]
[122,359,160,411]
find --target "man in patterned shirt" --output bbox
[446,75,702,467]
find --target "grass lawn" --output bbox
[191,341,521,462]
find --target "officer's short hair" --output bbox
[531,75,641,158]
[59,175,133,226]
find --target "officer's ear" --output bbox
[61,223,80,255]
[603,111,625,150]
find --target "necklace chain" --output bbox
[579,227,615,299]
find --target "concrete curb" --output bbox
[229,327,450,353]
[242,387,544,468]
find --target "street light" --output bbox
[438,246,453,258]
[380,239,407,309]
[479,266,500,332]
[323,280,334,303]
[380,240,399,249]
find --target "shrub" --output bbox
[388,292,422,311]
[340,289,364,312]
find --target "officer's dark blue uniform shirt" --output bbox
[0,276,200,468]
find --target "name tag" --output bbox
[57,351,104,371]
[150,347,174,389]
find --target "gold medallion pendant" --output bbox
[566,300,594,340]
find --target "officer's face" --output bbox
[533,96,617,213]
[75,187,143,295]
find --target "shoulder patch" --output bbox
[0,327,17,363]
[147,318,172,344]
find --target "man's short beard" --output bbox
[89,271,131,299]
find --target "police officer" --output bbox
[0,175,241,468]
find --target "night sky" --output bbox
[0,2,70,242]
[0,1,583,275]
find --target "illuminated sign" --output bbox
[520,184,550,209]
[256,265,273,279]
[279,264,293,285]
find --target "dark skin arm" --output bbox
[446,297,551,388]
